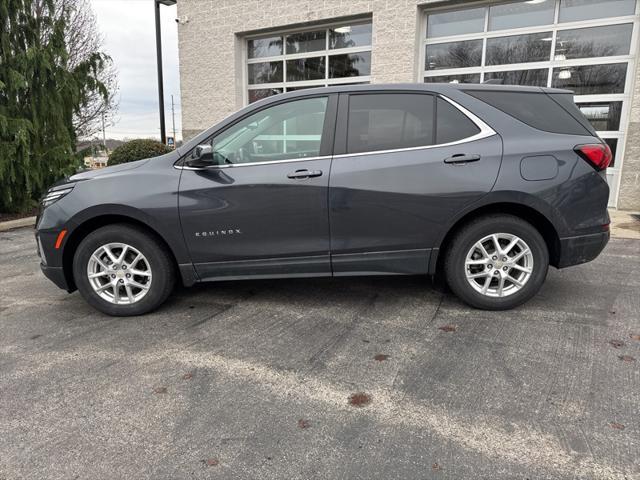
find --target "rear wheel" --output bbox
[73,224,175,316]
[444,215,548,310]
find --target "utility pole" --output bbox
[101,112,106,149]
[171,94,176,146]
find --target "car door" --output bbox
[329,91,502,275]
[178,94,337,280]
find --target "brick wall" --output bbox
[619,51,640,211]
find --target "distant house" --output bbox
[83,152,109,169]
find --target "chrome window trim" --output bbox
[334,95,496,160]
[174,155,332,171]
[176,95,496,170]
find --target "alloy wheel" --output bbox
[87,243,152,305]
[464,233,534,298]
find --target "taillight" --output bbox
[574,143,612,171]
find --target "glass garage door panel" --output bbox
[426,40,483,70]
[329,52,372,78]
[488,1,555,30]
[248,37,282,58]
[551,64,627,95]
[247,21,373,104]
[427,8,485,38]
[485,32,552,65]
[425,73,481,84]
[248,62,283,84]
[576,102,623,132]
[483,69,548,87]
[555,24,633,60]
[559,0,636,22]
[329,24,372,49]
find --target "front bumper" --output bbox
[557,231,610,268]
[35,221,75,292]
[40,263,71,291]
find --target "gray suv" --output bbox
[36,84,611,316]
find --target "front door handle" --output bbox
[444,154,481,164]
[287,169,323,179]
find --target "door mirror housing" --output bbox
[187,144,215,168]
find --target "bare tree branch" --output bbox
[35,0,119,139]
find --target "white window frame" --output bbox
[418,0,640,208]
[244,19,372,105]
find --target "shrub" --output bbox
[108,139,171,166]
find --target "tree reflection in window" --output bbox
[330,52,371,78]
[426,40,482,70]
[556,24,633,60]
[329,24,372,49]
[553,64,627,95]
[486,32,552,65]
[248,36,283,59]
[248,61,284,84]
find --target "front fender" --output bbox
[65,204,192,266]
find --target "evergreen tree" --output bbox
[0,0,108,212]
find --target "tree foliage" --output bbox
[108,139,171,166]
[0,0,109,212]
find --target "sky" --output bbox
[90,0,181,141]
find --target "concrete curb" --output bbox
[0,216,36,232]
[609,209,640,240]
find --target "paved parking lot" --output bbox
[1,227,639,479]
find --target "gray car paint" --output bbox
[35,83,610,292]
[328,133,503,275]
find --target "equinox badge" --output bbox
[195,229,242,237]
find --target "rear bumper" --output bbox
[40,264,71,291]
[557,231,609,268]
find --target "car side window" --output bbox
[209,96,328,165]
[346,93,435,154]
[436,97,480,144]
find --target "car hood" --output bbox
[68,157,151,181]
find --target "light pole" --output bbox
[155,0,176,144]
[171,94,176,145]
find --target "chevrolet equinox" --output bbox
[36,84,611,316]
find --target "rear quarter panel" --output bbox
[446,89,610,238]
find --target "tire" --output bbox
[73,224,175,316]
[444,214,548,310]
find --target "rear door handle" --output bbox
[287,169,323,179]
[444,154,481,164]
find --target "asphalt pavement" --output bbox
[1,227,639,479]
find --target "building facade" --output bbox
[177,0,640,210]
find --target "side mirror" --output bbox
[187,144,214,168]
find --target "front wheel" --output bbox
[73,224,175,316]
[444,215,549,310]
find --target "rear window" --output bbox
[347,93,435,154]
[436,97,480,144]
[465,90,593,136]
[548,93,598,136]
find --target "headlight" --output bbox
[41,183,75,207]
